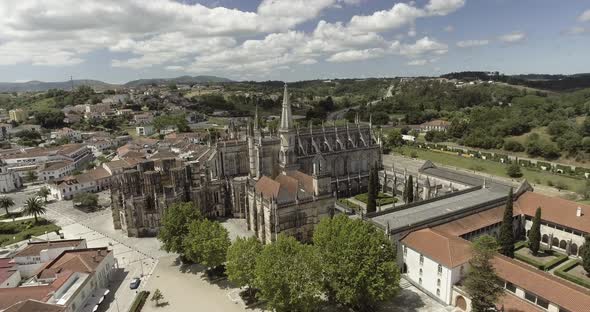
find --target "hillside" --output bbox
[0,80,118,92]
[440,71,590,91]
[124,75,233,87]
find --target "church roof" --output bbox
[254,171,314,204]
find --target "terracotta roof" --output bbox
[497,292,543,312]
[13,239,85,258]
[516,191,590,234]
[4,300,64,312]
[40,161,72,172]
[0,258,17,284]
[421,119,450,127]
[434,204,522,237]
[254,171,314,203]
[401,228,472,268]
[492,254,590,312]
[255,176,280,199]
[36,248,111,280]
[0,286,53,310]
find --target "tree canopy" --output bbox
[464,235,504,312]
[157,202,202,254]
[183,219,231,269]
[498,189,515,257]
[226,236,263,292]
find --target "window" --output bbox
[419,268,423,276]
[437,264,443,275]
[419,278,422,284]
[403,246,407,256]
[460,266,464,277]
[505,282,516,293]
[536,297,549,309]
[524,292,536,303]
[419,255,424,265]
[437,279,441,287]
[436,289,440,296]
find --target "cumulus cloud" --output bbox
[498,31,526,43]
[0,0,464,76]
[407,59,428,66]
[456,39,489,48]
[579,9,590,22]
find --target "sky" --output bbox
[0,0,589,84]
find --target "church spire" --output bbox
[279,83,293,131]
[254,103,259,131]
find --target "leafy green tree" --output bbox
[158,202,202,254]
[151,289,164,306]
[313,215,400,311]
[26,171,38,183]
[366,168,377,213]
[384,129,404,150]
[73,192,98,208]
[24,197,46,223]
[506,162,522,178]
[499,189,515,257]
[581,236,590,275]
[37,186,51,203]
[464,235,504,312]
[0,197,15,216]
[254,234,322,312]
[183,219,230,269]
[226,236,263,295]
[528,207,542,255]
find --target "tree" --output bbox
[73,192,98,208]
[464,235,504,312]
[366,168,377,213]
[499,189,515,257]
[254,234,322,312]
[151,289,164,306]
[24,197,46,223]
[226,236,263,295]
[183,219,231,269]
[581,236,590,276]
[157,202,202,255]
[313,215,400,311]
[37,186,51,203]
[528,207,542,255]
[0,197,15,216]
[506,162,522,178]
[26,171,38,183]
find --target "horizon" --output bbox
[0,1,589,83]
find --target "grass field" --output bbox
[395,146,584,192]
[0,218,61,247]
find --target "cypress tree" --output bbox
[528,207,542,256]
[366,168,377,213]
[406,175,414,203]
[499,189,515,257]
[581,236,590,275]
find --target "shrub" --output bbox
[129,291,150,312]
[504,140,525,152]
[555,260,590,289]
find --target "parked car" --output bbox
[130,277,141,289]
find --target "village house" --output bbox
[420,119,450,132]
[48,167,112,200]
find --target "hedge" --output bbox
[129,290,150,312]
[554,260,590,289]
[514,248,569,271]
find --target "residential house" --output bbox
[420,119,450,132]
[8,109,27,123]
[10,239,87,278]
[48,168,112,200]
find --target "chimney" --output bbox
[576,206,582,217]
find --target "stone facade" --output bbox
[111,84,382,241]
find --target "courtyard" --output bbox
[514,244,569,271]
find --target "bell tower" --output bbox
[279,83,298,172]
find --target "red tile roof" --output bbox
[36,248,111,280]
[0,258,17,284]
[4,300,64,312]
[516,191,590,234]
[401,228,472,268]
[13,239,85,258]
[434,204,522,237]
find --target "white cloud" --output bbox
[579,9,590,22]
[398,37,448,57]
[425,0,465,16]
[327,48,386,63]
[348,3,424,33]
[498,31,526,43]
[407,59,427,66]
[456,39,489,48]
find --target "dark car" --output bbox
[129,277,141,289]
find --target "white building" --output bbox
[11,239,87,278]
[136,125,155,137]
[0,159,22,193]
[48,168,111,200]
[133,113,153,125]
[38,160,76,182]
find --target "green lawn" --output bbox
[0,218,61,247]
[394,146,584,191]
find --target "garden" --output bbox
[555,260,590,289]
[354,192,398,206]
[0,218,60,247]
[513,242,569,271]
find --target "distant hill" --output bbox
[124,75,233,87]
[440,71,590,91]
[0,75,232,92]
[0,80,119,92]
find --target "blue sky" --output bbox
[0,0,588,83]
